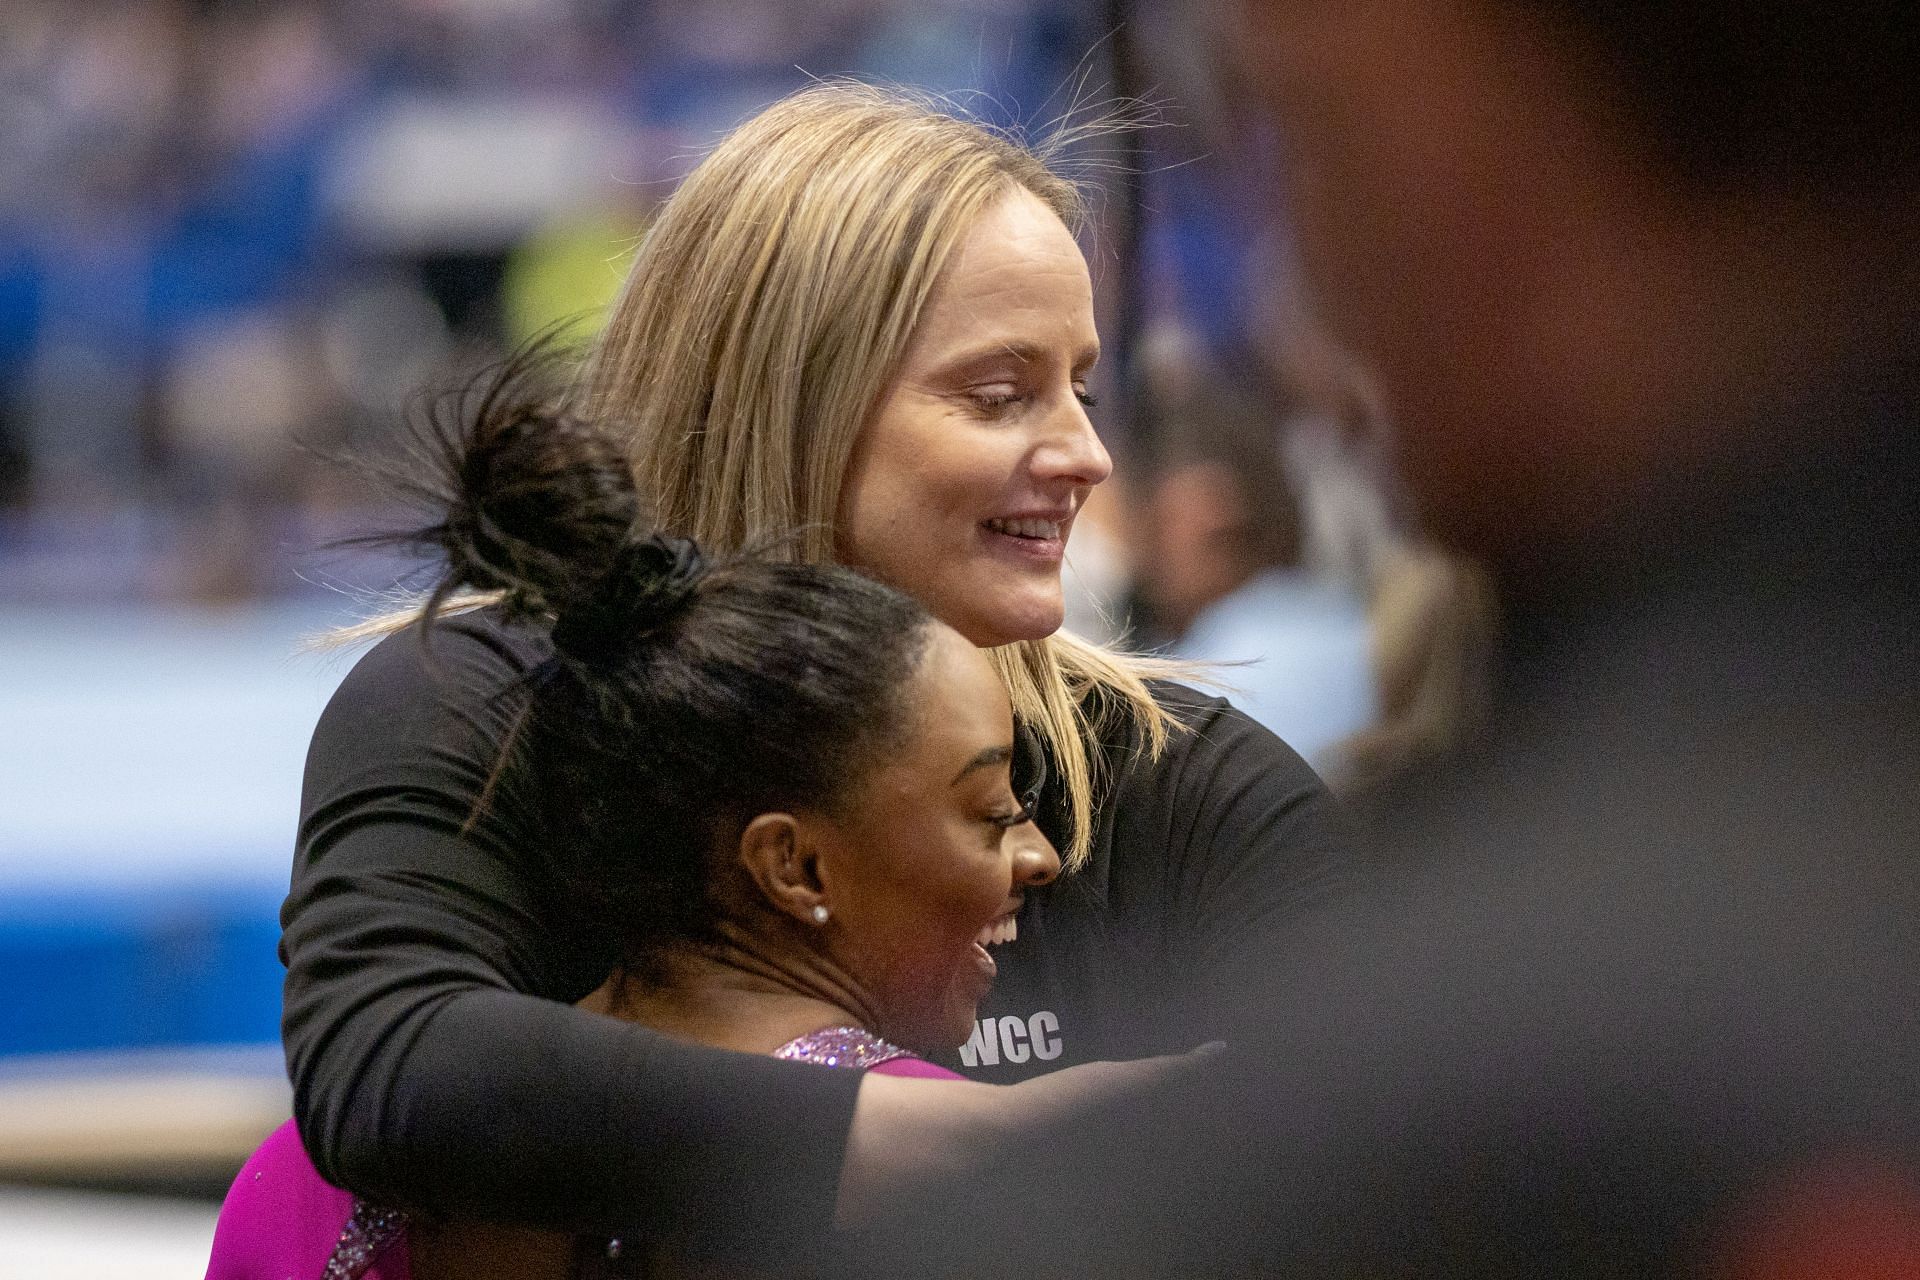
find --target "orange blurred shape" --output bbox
[1714,1154,1920,1280]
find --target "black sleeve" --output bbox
[1106,685,1350,1022]
[279,614,860,1250]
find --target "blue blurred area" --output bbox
[1172,570,1375,765]
[0,604,357,1060]
[0,883,284,1056]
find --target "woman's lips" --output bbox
[974,915,1019,948]
[969,912,1019,980]
[980,517,1068,564]
[971,941,998,979]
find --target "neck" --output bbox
[586,928,884,1056]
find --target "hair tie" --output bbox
[551,534,708,665]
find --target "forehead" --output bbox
[907,187,1096,354]
[883,626,1013,788]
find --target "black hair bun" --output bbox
[551,533,709,664]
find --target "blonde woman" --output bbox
[284,83,1344,1258]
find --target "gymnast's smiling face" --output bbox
[800,623,1060,1054]
[836,187,1113,650]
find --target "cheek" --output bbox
[905,851,1002,941]
[942,845,1010,919]
[833,826,1012,1052]
[842,458,1013,600]
[853,838,1003,963]
[842,415,980,556]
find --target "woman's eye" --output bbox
[988,805,1034,830]
[966,383,1095,414]
[967,388,1023,414]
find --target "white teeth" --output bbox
[985,517,1062,540]
[975,916,1019,948]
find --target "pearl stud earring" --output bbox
[811,905,830,924]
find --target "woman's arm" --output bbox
[837,1051,1216,1230]
[281,614,860,1251]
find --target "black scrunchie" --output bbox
[551,534,708,665]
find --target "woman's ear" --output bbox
[737,812,830,927]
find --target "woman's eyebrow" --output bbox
[938,340,1101,374]
[951,744,1014,786]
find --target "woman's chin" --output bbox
[881,1017,970,1061]
[952,598,1065,649]
[936,1008,981,1059]
[885,992,986,1060]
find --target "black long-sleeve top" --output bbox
[281,608,1346,1252]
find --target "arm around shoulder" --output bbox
[282,616,861,1248]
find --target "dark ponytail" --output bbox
[548,534,707,665]
[390,345,939,979]
[387,344,670,637]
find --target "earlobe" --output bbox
[737,812,829,927]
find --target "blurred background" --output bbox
[0,1,1468,1270]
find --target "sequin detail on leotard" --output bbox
[321,1199,411,1279]
[772,1025,911,1070]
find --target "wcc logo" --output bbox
[957,1010,1063,1067]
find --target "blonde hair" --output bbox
[1330,542,1498,793]
[594,81,1196,870]
[345,82,1184,869]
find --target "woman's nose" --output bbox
[1033,395,1114,488]
[1013,824,1062,888]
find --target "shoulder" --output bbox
[312,609,549,756]
[300,607,554,836]
[1098,679,1346,871]
[1138,679,1323,787]
[209,1120,362,1279]
[1069,675,1333,819]
[1145,678,1237,724]
[327,607,549,715]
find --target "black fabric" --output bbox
[281,613,1345,1247]
[953,679,1346,1081]
[1206,387,1920,1276]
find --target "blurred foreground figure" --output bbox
[859,1,1920,1274]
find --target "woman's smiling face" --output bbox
[814,623,1061,1053]
[836,186,1113,648]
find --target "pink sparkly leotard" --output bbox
[206,1026,960,1279]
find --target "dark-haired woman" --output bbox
[211,373,1060,1277]
[283,83,1345,1262]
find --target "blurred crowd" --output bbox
[0,0,1102,601]
[0,0,1485,778]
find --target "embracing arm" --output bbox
[281,616,859,1249]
